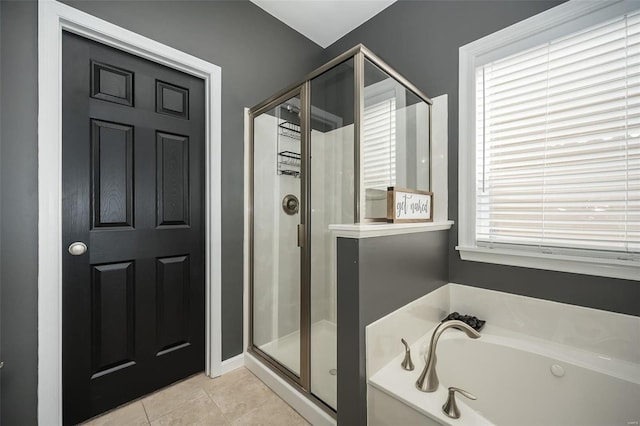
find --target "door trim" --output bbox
[37,1,222,423]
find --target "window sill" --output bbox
[330,221,453,239]
[456,245,640,282]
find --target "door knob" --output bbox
[68,241,88,256]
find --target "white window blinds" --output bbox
[476,10,640,256]
[363,98,396,190]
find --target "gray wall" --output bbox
[0,0,3,413]
[0,0,3,412]
[326,0,640,318]
[0,1,323,423]
[1,1,39,424]
[337,231,449,426]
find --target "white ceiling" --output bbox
[250,0,397,48]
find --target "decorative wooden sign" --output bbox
[387,187,433,223]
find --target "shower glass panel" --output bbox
[309,58,355,410]
[363,58,431,220]
[252,93,302,377]
[249,45,433,418]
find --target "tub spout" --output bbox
[415,320,481,392]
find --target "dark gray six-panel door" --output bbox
[62,32,205,425]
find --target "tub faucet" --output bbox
[442,386,477,419]
[416,320,481,392]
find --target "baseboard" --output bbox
[245,353,336,426]
[220,353,245,375]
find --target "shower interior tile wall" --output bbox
[311,124,354,325]
[253,115,300,345]
[252,115,353,343]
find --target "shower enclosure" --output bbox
[248,45,432,415]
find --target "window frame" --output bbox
[457,0,640,281]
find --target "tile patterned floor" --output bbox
[82,368,310,426]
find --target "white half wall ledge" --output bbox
[329,221,453,239]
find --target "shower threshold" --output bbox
[259,320,337,410]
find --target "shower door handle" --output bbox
[297,224,305,248]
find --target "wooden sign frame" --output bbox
[387,187,433,223]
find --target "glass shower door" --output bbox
[251,92,303,377]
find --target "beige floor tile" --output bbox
[231,393,309,426]
[150,393,229,426]
[180,372,212,387]
[83,401,149,426]
[83,368,311,426]
[142,378,209,421]
[202,368,274,422]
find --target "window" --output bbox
[363,97,396,190]
[458,0,640,280]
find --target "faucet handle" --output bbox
[442,386,477,419]
[400,338,415,371]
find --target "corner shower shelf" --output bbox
[278,150,301,178]
[279,121,301,140]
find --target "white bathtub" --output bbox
[369,326,640,426]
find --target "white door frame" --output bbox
[37,1,222,423]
